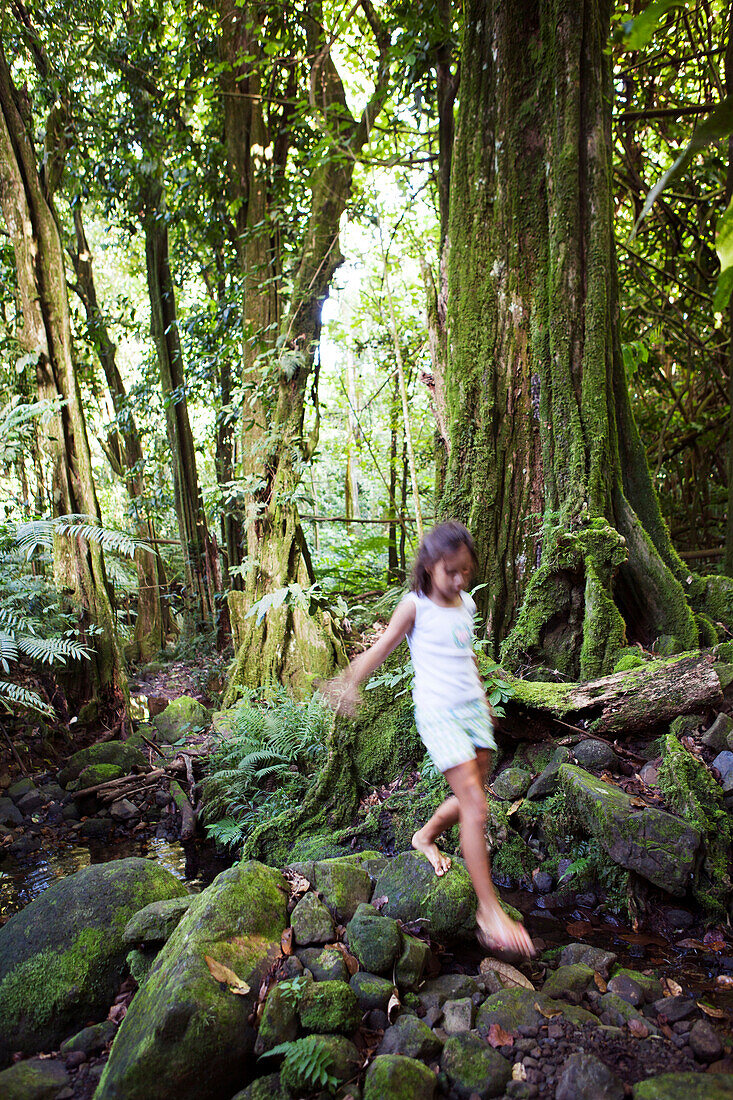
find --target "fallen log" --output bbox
[505,653,725,737]
[170,780,197,841]
[71,763,183,800]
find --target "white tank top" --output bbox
[405,591,484,710]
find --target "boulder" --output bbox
[298,980,361,1034]
[395,933,431,990]
[377,1015,442,1060]
[94,861,288,1100]
[572,739,617,771]
[346,904,402,975]
[254,984,299,1054]
[123,897,193,947]
[440,1033,511,1099]
[711,751,733,793]
[298,946,348,983]
[290,891,335,946]
[60,1021,117,1056]
[541,963,595,1000]
[0,797,23,826]
[559,764,701,893]
[312,858,373,922]
[373,851,476,938]
[559,942,617,978]
[492,768,531,800]
[555,1051,624,1100]
[702,714,733,750]
[0,1057,69,1099]
[526,760,564,799]
[418,974,479,1014]
[476,988,598,1033]
[151,697,209,744]
[609,968,662,1004]
[58,742,146,788]
[0,857,186,1065]
[75,763,125,791]
[350,973,395,1012]
[363,1054,436,1100]
[231,1074,289,1100]
[7,777,36,801]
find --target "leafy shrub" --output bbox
[202,686,331,850]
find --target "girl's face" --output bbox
[428,543,474,603]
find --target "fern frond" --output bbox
[55,515,149,559]
[14,520,54,558]
[0,632,19,670]
[17,635,90,665]
[0,680,55,717]
[0,607,36,635]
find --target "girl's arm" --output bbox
[321,597,416,715]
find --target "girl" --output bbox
[323,521,535,958]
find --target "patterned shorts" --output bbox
[414,697,497,774]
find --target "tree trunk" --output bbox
[220,1,390,699]
[441,0,731,680]
[0,44,128,717]
[70,207,169,661]
[141,175,220,639]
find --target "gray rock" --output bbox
[440,1033,511,1098]
[346,903,401,975]
[651,995,697,1022]
[350,972,395,1012]
[558,765,701,894]
[418,974,479,1014]
[95,862,288,1100]
[254,983,299,1054]
[572,739,617,771]
[110,798,140,822]
[373,851,476,938]
[442,997,474,1034]
[609,968,662,1003]
[702,713,733,750]
[0,797,23,826]
[712,751,733,792]
[607,974,644,1007]
[531,870,553,893]
[527,760,563,799]
[364,1054,436,1100]
[313,858,373,923]
[556,1051,624,1100]
[17,789,45,814]
[542,964,595,1000]
[123,896,193,946]
[0,857,187,1064]
[0,1056,69,1099]
[559,942,617,977]
[60,1020,117,1056]
[639,760,660,786]
[664,908,694,930]
[230,1074,289,1100]
[290,891,335,946]
[492,768,531,801]
[394,932,431,990]
[378,1014,442,1060]
[151,696,209,744]
[7,778,36,802]
[298,946,348,982]
[77,817,112,840]
[687,1018,722,1062]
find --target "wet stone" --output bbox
[492,768,531,800]
[440,1033,512,1099]
[531,871,553,893]
[632,1072,733,1099]
[559,943,617,979]
[395,932,430,990]
[350,972,395,1012]
[0,797,23,826]
[298,946,348,983]
[110,798,140,822]
[346,903,401,975]
[541,964,595,1000]
[291,891,335,946]
[377,1014,443,1061]
[255,984,299,1054]
[0,1056,69,1099]
[299,979,361,1034]
[651,995,697,1022]
[688,1018,722,1062]
[711,751,733,791]
[418,974,479,1013]
[607,974,644,1007]
[60,1020,117,1056]
[442,998,475,1034]
[555,1051,624,1100]
[363,1054,436,1100]
[702,714,733,750]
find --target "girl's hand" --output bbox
[319,674,361,717]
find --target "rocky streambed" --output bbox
[1,848,733,1100]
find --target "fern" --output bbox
[18,635,90,665]
[260,1036,338,1092]
[0,680,56,717]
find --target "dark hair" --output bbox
[410,521,478,595]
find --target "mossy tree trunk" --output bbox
[70,207,169,661]
[141,174,221,641]
[441,0,732,680]
[220,1,390,699]
[0,44,128,716]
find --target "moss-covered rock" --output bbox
[349,973,395,1012]
[58,742,147,788]
[0,858,186,1065]
[373,852,476,938]
[609,967,662,1003]
[394,933,431,990]
[346,904,401,975]
[558,764,701,894]
[363,1054,436,1100]
[541,963,595,1000]
[492,768,531,800]
[94,861,288,1100]
[632,1074,733,1099]
[441,1033,511,1099]
[377,1014,442,1060]
[74,763,126,790]
[291,891,335,946]
[299,980,361,1034]
[417,974,479,1013]
[559,942,617,977]
[123,897,193,947]
[255,984,299,1054]
[126,948,157,985]
[476,988,598,1033]
[299,946,348,983]
[230,1073,290,1100]
[60,1020,117,1056]
[313,859,373,922]
[151,696,209,744]
[0,1057,69,1099]
[598,992,658,1033]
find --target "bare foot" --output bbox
[412,829,452,876]
[477,903,536,958]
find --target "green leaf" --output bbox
[713,267,733,314]
[631,93,733,237]
[619,0,684,52]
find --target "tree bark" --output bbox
[441,0,731,680]
[0,43,127,717]
[70,207,169,661]
[220,0,390,699]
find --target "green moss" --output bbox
[74,763,125,790]
[492,829,536,887]
[299,980,361,1034]
[613,653,645,672]
[658,733,732,914]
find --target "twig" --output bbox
[551,717,647,762]
[139,731,167,760]
[2,725,28,775]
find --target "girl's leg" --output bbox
[444,757,535,957]
[412,749,492,876]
